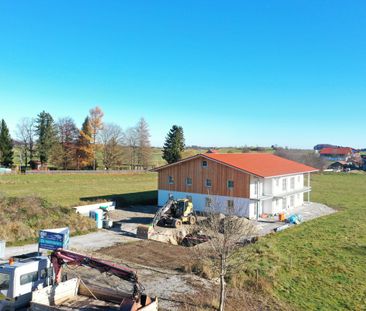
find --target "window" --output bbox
[205,179,212,187]
[290,195,295,207]
[168,176,174,184]
[205,197,212,207]
[0,272,10,290]
[227,200,234,208]
[227,180,234,189]
[20,271,38,285]
[282,198,287,210]
[202,160,208,167]
[290,177,295,189]
[282,178,287,191]
[186,195,192,202]
[254,179,258,195]
[186,177,192,186]
[275,178,280,187]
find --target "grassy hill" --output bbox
[0,196,96,245]
[236,173,366,310]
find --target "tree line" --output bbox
[0,106,156,171]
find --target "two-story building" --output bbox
[153,153,318,219]
[319,147,353,161]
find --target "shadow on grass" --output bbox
[343,245,366,256]
[80,190,157,208]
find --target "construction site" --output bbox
[1,188,337,311]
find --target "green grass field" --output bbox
[236,173,366,310]
[0,173,158,207]
[1,171,364,309]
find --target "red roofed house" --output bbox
[153,153,318,219]
[319,147,353,161]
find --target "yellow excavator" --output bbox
[153,198,197,228]
[136,198,197,239]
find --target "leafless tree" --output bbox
[16,117,35,170]
[194,201,257,311]
[124,126,138,169]
[275,148,327,170]
[135,117,151,169]
[99,123,124,169]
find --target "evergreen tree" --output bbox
[162,125,185,164]
[0,119,14,167]
[76,117,94,169]
[35,111,56,164]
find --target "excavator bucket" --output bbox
[120,295,158,311]
[136,225,154,239]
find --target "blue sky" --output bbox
[0,1,365,148]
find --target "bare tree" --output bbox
[274,148,327,170]
[99,123,124,169]
[194,201,257,311]
[124,126,138,169]
[89,106,104,170]
[16,117,35,171]
[136,117,151,169]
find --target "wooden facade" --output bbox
[157,155,251,198]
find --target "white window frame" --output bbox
[290,195,295,207]
[275,178,280,187]
[282,178,287,192]
[290,177,295,189]
[186,177,192,186]
[227,200,234,208]
[227,180,234,189]
[205,179,212,188]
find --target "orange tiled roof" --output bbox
[154,153,318,177]
[203,153,318,177]
[319,147,352,155]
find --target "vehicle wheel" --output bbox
[188,215,197,225]
[174,219,182,228]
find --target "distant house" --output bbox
[319,147,353,161]
[153,153,318,219]
[328,161,350,172]
[314,144,337,152]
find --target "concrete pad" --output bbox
[254,202,337,236]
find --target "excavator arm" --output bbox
[50,249,142,304]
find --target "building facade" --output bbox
[154,153,318,219]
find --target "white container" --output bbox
[0,240,5,259]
